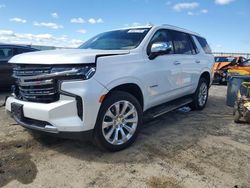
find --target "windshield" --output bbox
[215,57,235,62]
[79,28,150,50]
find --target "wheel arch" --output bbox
[200,70,211,86]
[100,77,145,110]
[107,83,144,110]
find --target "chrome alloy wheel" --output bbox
[198,82,208,107]
[102,100,138,145]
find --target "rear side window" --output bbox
[196,36,212,54]
[189,35,199,54]
[170,31,195,55]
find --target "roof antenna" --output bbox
[146,22,154,27]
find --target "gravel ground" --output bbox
[0,85,250,188]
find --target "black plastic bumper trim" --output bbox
[58,80,83,120]
[31,129,94,141]
[12,112,93,141]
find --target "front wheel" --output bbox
[94,91,142,151]
[190,77,209,110]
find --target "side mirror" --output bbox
[149,42,172,60]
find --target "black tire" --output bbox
[94,91,143,152]
[190,77,209,110]
[219,79,227,85]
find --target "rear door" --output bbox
[0,47,13,89]
[169,30,199,95]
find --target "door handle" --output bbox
[173,61,181,65]
[195,60,201,64]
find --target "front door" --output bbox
[143,29,183,107]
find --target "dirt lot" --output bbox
[0,85,250,188]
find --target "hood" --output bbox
[213,61,232,71]
[9,49,130,64]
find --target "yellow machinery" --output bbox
[234,82,250,123]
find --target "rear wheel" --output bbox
[94,91,142,151]
[190,77,209,110]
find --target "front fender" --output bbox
[102,77,148,110]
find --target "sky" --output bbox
[0,0,249,52]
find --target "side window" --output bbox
[147,29,174,55]
[196,36,212,54]
[189,35,199,54]
[243,60,250,66]
[170,31,194,55]
[240,57,247,63]
[14,48,34,55]
[0,48,13,61]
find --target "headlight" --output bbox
[51,65,96,80]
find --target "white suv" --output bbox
[6,25,214,151]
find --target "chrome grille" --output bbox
[13,65,59,103]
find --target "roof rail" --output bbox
[162,24,200,36]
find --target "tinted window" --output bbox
[170,31,194,55]
[14,48,35,55]
[238,57,247,64]
[147,29,174,55]
[243,59,250,66]
[79,28,150,50]
[215,57,235,62]
[0,48,13,61]
[196,36,212,54]
[189,36,199,54]
[242,57,247,62]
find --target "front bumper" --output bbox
[5,79,108,139]
[6,108,93,140]
[213,72,227,83]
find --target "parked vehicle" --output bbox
[228,59,250,77]
[5,25,214,151]
[213,56,247,84]
[233,81,250,123]
[0,44,39,89]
